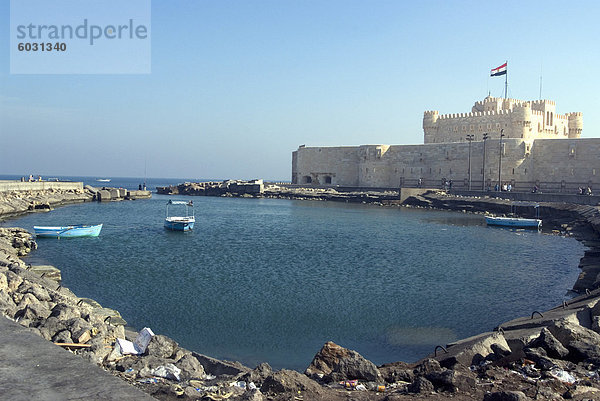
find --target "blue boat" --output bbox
[164,200,195,231]
[34,224,103,238]
[484,216,542,229]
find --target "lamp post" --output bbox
[498,129,505,191]
[482,133,489,190]
[466,134,474,190]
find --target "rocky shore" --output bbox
[2,187,600,400]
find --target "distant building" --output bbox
[292,96,598,193]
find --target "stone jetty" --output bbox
[2,185,600,400]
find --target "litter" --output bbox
[137,377,161,384]
[248,382,257,390]
[355,384,367,391]
[150,363,181,381]
[116,327,155,355]
[550,369,576,385]
[341,379,358,389]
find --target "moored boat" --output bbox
[164,200,195,231]
[484,216,542,229]
[34,224,103,238]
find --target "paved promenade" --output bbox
[0,316,155,401]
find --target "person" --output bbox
[578,187,584,195]
[587,186,592,196]
[418,178,422,188]
[495,183,499,191]
[449,179,453,190]
[532,185,538,193]
[507,183,512,192]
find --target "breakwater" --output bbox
[2,186,600,400]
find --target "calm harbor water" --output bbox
[1,176,585,371]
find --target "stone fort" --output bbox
[291,96,598,192]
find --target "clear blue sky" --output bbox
[1,0,598,180]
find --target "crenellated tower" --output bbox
[422,110,439,144]
[423,96,582,144]
[568,112,583,138]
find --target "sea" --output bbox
[0,175,585,371]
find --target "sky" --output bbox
[1,0,599,181]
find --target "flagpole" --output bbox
[504,61,508,99]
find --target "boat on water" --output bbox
[484,216,542,229]
[164,200,195,231]
[485,201,542,229]
[34,224,103,238]
[96,178,111,182]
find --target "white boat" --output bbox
[96,179,111,182]
[164,200,195,231]
[34,224,103,238]
[485,216,542,229]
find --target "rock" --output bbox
[425,366,477,393]
[304,341,381,382]
[491,342,512,358]
[239,362,273,385]
[37,316,68,341]
[192,352,250,377]
[50,303,81,321]
[413,358,442,375]
[261,369,323,395]
[378,361,414,384]
[548,318,600,362]
[592,316,600,333]
[145,334,179,359]
[483,391,530,401]
[407,376,434,393]
[14,302,51,322]
[5,270,23,291]
[175,353,205,380]
[529,327,570,359]
[52,329,73,343]
[237,389,264,401]
[20,282,52,302]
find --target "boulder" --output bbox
[528,327,569,359]
[14,302,51,322]
[425,366,477,393]
[413,358,443,375]
[304,341,380,382]
[261,369,322,395]
[174,353,205,380]
[145,334,179,359]
[50,303,81,321]
[483,391,530,401]
[239,362,273,385]
[192,352,250,377]
[378,361,414,383]
[548,318,600,362]
[407,376,434,393]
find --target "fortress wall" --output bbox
[292,146,360,186]
[295,139,533,190]
[530,138,600,191]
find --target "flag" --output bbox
[491,62,507,77]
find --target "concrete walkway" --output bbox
[0,316,155,401]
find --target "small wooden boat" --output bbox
[34,224,103,238]
[484,216,542,229]
[164,200,195,231]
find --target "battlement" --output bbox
[423,95,582,143]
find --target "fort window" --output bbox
[487,123,492,129]
[325,176,332,184]
[470,125,474,131]
[512,168,515,175]
[303,176,312,184]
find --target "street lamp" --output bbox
[482,133,489,190]
[466,134,474,190]
[498,129,505,191]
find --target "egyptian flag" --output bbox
[491,62,507,77]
